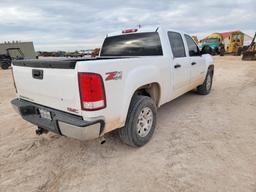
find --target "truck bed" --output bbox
[12,57,133,69]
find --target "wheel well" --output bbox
[134,83,161,107]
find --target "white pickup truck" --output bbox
[11,26,214,147]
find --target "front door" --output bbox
[184,34,205,84]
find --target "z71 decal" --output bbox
[105,71,122,81]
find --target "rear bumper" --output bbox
[11,98,104,141]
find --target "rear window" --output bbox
[101,32,163,56]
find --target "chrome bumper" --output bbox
[58,121,101,141]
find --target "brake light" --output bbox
[78,73,106,111]
[122,28,138,34]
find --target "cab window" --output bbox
[168,32,186,58]
[185,34,200,56]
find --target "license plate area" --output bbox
[39,108,52,121]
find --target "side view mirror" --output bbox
[201,45,212,55]
[189,50,202,56]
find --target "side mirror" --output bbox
[189,50,201,56]
[201,45,212,55]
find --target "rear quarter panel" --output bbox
[76,56,170,133]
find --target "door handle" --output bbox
[174,64,181,69]
[191,62,197,65]
[32,69,44,79]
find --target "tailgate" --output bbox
[12,59,82,115]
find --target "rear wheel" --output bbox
[196,69,213,95]
[119,95,157,147]
[1,62,10,70]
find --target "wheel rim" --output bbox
[136,107,153,137]
[206,73,212,91]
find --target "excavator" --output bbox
[242,32,256,61]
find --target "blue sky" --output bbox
[0,0,255,51]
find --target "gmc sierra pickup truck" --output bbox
[11,26,214,147]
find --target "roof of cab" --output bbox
[107,26,160,37]
[106,26,187,37]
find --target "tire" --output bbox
[119,95,157,147]
[219,48,225,56]
[196,69,213,95]
[211,49,216,55]
[1,62,10,70]
[214,48,219,55]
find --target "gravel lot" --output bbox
[1,56,256,192]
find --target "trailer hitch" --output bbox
[35,127,48,135]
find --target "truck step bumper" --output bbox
[11,98,104,141]
[58,121,101,141]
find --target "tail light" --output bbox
[78,72,106,111]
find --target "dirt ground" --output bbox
[0,56,256,192]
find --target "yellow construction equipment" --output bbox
[200,33,223,55]
[200,31,248,56]
[225,31,244,55]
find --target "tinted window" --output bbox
[168,32,186,58]
[101,32,163,56]
[185,34,200,56]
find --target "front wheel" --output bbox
[219,47,225,56]
[196,69,213,95]
[119,95,157,147]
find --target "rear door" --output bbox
[184,34,205,84]
[168,31,190,92]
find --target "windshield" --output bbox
[232,34,241,42]
[204,38,220,43]
[101,32,163,56]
